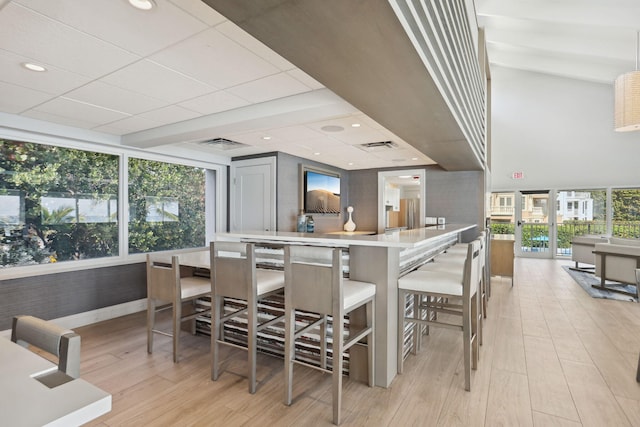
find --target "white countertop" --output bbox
[0,337,111,427]
[216,224,476,249]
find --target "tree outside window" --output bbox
[128,158,205,254]
[0,140,119,267]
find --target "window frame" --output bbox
[0,128,227,280]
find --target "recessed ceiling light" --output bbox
[262,136,272,140]
[128,0,155,11]
[351,123,361,128]
[22,62,46,72]
[348,162,354,166]
[411,157,419,161]
[313,152,321,156]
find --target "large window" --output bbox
[612,188,640,238]
[556,189,606,256]
[1,140,212,269]
[1,140,119,267]
[128,158,206,254]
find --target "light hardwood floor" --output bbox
[80,258,640,426]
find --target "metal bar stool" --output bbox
[398,239,480,391]
[146,254,211,363]
[210,241,285,394]
[283,245,375,425]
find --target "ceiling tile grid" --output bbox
[0,0,438,170]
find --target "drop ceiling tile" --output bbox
[227,73,311,104]
[0,3,139,78]
[287,69,325,90]
[226,130,284,146]
[178,90,250,115]
[23,109,101,130]
[369,147,417,162]
[94,115,162,135]
[187,140,264,158]
[353,113,389,131]
[0,49,91,95]
[322,153,369,170]
[264,125,325,142]
[215,20,295,71]
[249,141,289,152]
[0,81,52,114]
[150,27,280,89]
[169,0,227,26]
[306,115,370,134]
[30,97,130,128]
[65,81,167,115]
[102,59,216,104]
[325,143,369,158]
[136,105,201,126]
[330,127,391,145]
[283,136,346,158]
[16,0,208,56]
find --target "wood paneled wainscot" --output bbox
[491,234,515,286]
[216,224,475,387]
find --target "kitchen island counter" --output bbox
[215,223,477,387]
[216,223,475,249]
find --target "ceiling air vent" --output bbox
[358,141,398,152]
[198,137,247,150]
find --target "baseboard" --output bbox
[0,299,147,337]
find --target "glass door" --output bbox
[515,191,554,258]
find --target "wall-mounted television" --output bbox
[301,166,341,214]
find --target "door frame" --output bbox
[230,157,276,232]
[515,190,556,258]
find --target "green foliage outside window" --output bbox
[1,139,208,268]
[128,158,205,254]
[0,140,119,266]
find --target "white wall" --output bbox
[491,66,640,191]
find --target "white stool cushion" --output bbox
[256,269,285,295]
[398,270,463,296]
[428,254,466,264]
[181,276,211,299]
[447,246,468,251]
[418,263,465,280]
[343,279,376,311]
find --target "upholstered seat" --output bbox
[571,235,609,271]
[421,231,488,322]
[400,269,464,294]
[398,239,480,391]
[146,252,211,363]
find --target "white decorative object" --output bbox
[344,206,356,232]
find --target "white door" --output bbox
[230,158,276,232]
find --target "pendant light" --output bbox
[614,31,640,132]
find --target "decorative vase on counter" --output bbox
[344,206,356,232]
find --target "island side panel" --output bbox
[349,244,400,388]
